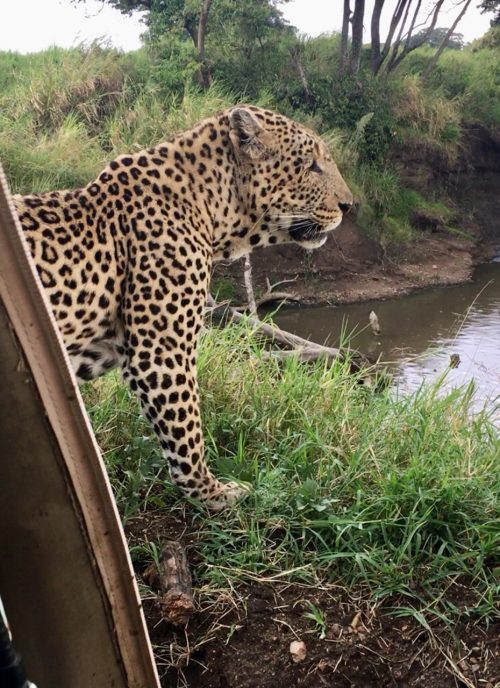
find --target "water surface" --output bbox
[273,261,500,421]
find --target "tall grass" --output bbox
[84,322,500,619]
[391,74,462,161]
[0,45,235,194]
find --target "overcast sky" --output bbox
[0,0,494,54]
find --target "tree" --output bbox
[73,0,215,86]
[370,0,384,73]
[339,0,351,76]
[203,0,294,97]
[371,0,445,75]
[336,0,475,78]
[422,0,473,79]
[366,0,475,76]
[349,0,365,74]
[196,0,213,88]
[74,0,292,91]
[408,27,465,50]
[478,0,500,26]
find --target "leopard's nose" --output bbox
[339,202,352,215]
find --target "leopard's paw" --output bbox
[204,480,250,511]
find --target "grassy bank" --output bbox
[83,321,500,624]
[2,39,499,683]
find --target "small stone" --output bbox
[290,640,307,663]
[350,611,362,629]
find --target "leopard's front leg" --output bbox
[121,250,247,509]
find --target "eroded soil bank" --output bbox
[216,221,496,307]
[128,512,500,688]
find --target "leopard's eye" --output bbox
[310,160,322,174]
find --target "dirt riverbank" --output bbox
[213,217,498,307]
[128,511,500,688]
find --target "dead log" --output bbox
[144,541,194,627]
[206,295,370,372]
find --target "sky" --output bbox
[0,0,494,54]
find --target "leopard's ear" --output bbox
[228,107,267,160]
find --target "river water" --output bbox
[273,260,500,422]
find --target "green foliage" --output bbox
[408,27,465,50]
[319,74,394,164]
[207,1,294,99]
[427,48,500,139]
[0,46,234,194]
[472,25,500,50]
[1,32,497,246]
[83,322,500,618]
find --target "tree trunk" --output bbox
[384,0,412,72]
[291,44,313,107]
[385,0,445,74]
[370,0,385,74]
[373,0,410,75]
[422,0,472,79]
[349,0,365,75]
[184,17,198,46]
[197,0,213,89]
[339,0,351,76]
[384,0,422,73]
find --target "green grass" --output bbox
[83,321,500,623]
[0,46,235,194]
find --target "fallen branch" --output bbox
[265,275,299,292]
[255,291,301,309]
[206,294,370,372]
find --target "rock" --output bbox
[289,640,307,663]
[369,311,381,335]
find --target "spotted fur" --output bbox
[14,106,353,507]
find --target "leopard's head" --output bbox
[228,106,353,251]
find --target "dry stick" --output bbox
[156,541,194,627]
[243,254,257,314]
[255,275,300,308]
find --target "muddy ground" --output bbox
[213,218,498,309]
[128,512,500,688]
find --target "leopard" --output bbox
[13,105,353,508]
